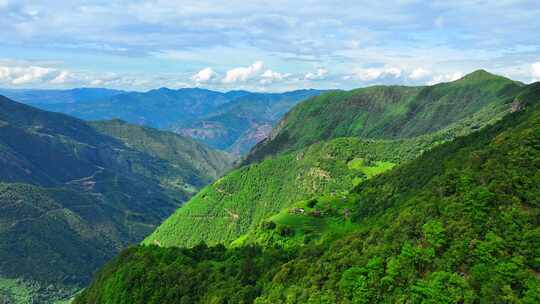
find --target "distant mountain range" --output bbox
[0,95,233,303]
[0,88,322,155]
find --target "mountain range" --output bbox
[77,78,540,303]
[0,88,322,155]
[0,95,233,303]
[75,70,540,303]
[145,70,523,248]
[1,70,539,303]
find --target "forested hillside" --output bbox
[244,70,522,164]
[144,71,520,249]
[0,96,233,303]
[75,82,540,304]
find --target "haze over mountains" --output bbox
[0,88,322,155]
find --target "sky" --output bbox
[0,0,539,92]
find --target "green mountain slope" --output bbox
[89,119,234,193]
[244,70,522,164]
[0,96,233,303]
[74,82,540,304]
[144,71,519,249]
[144,137,404,248]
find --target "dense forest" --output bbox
[0,96,233,303]
[145,70,520,249]
[74,79,540,303]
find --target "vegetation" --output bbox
[244,70,522,164]
[144,136,424,248]
[90,119,234,190]
[75,82,540,303]
[145,72,520,250]
[0,96,232,302]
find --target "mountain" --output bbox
[172,89,322,154]
[244,70,523,164]
[36,88,236,128]
[0,88,125,105]
[22,88,321,155]
[144,71,522,248]
[74,82,540,303]
[0,96,233,303]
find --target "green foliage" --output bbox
[144,136,429,248]
[76,82,540,303]
[0,96,232,303]
[244,70,522,164]
[90,119,234,189]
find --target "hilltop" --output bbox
[244,70,522,164]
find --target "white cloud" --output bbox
[532,62,540,81]
[408,68,432,80]
[304,68,328,80]
[0,0,8,9]
[222,61,264,84]
[348,67,402,82]
[427,72,464,85]
[0,65,58,85]
[260,69,290,85]
[191,67,217,83]
[50,71,71,84]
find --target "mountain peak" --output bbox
[460,69,502,81]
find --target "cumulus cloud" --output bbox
[0,62,150,89]
[260,69,290,85]
[408,68,432,80]
[222,61,264,84]
[0,65,58,85]
[532,62,540,82]
[50,71,72,84]
[304,68,328,81]
[348,67,402,82]
[191,67,217,84]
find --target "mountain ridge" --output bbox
[243,70,523,164]
[0,95,233,303]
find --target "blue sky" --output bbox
[0,0,539,91]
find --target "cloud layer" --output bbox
[0,1,539,90]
